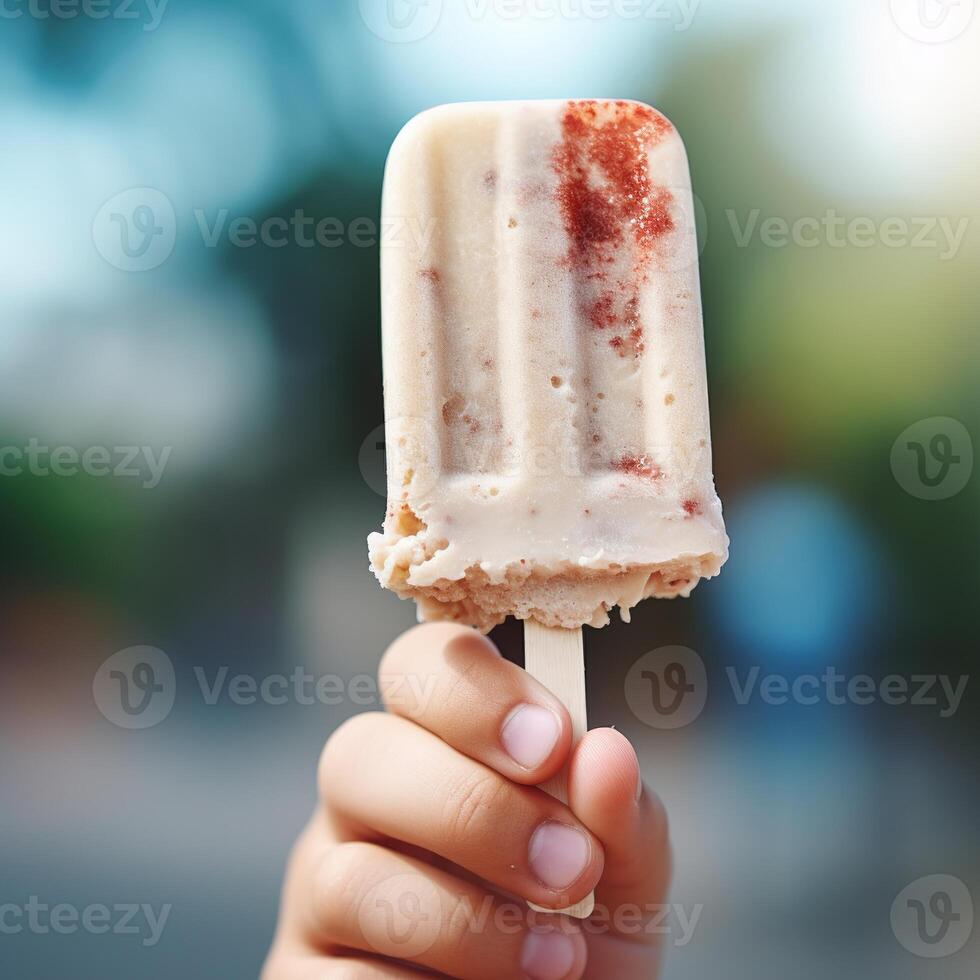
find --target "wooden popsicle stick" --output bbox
[523,620,595,919]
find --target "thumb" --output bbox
[566,728,671,924]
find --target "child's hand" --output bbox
[264,623,671,980]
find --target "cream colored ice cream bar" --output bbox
[368,99,728,631]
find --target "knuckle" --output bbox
[442,652,485,707]
[380,623,487,719]
[377,625,416,677]
[317,713,386,798]
[377,665,425,720]
[377,645,403,692]
[312,842,379,934]
[441,770,508,845]
[379,622,456,676]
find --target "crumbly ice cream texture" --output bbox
[368,99,728,632]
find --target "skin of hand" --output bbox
[263,623,672,980]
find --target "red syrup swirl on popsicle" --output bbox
[552,100,674,359]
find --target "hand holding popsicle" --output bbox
[263,625,671,980]
[265,97,725,975]
[367,98,727,918]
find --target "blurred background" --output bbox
[1,0,978,976]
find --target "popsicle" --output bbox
[367,99,728,915]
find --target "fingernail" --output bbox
[635,771,644,802]
[501,704,561,770]
[521,929,576,980]
[528,822,591,891]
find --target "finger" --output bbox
[263,822,435,980]
[580,936,665,980]
[264,952,430,979]
[319,712,604,909]
[379,623,572,784]
[566,729,671,936]
[309,841,587,980]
